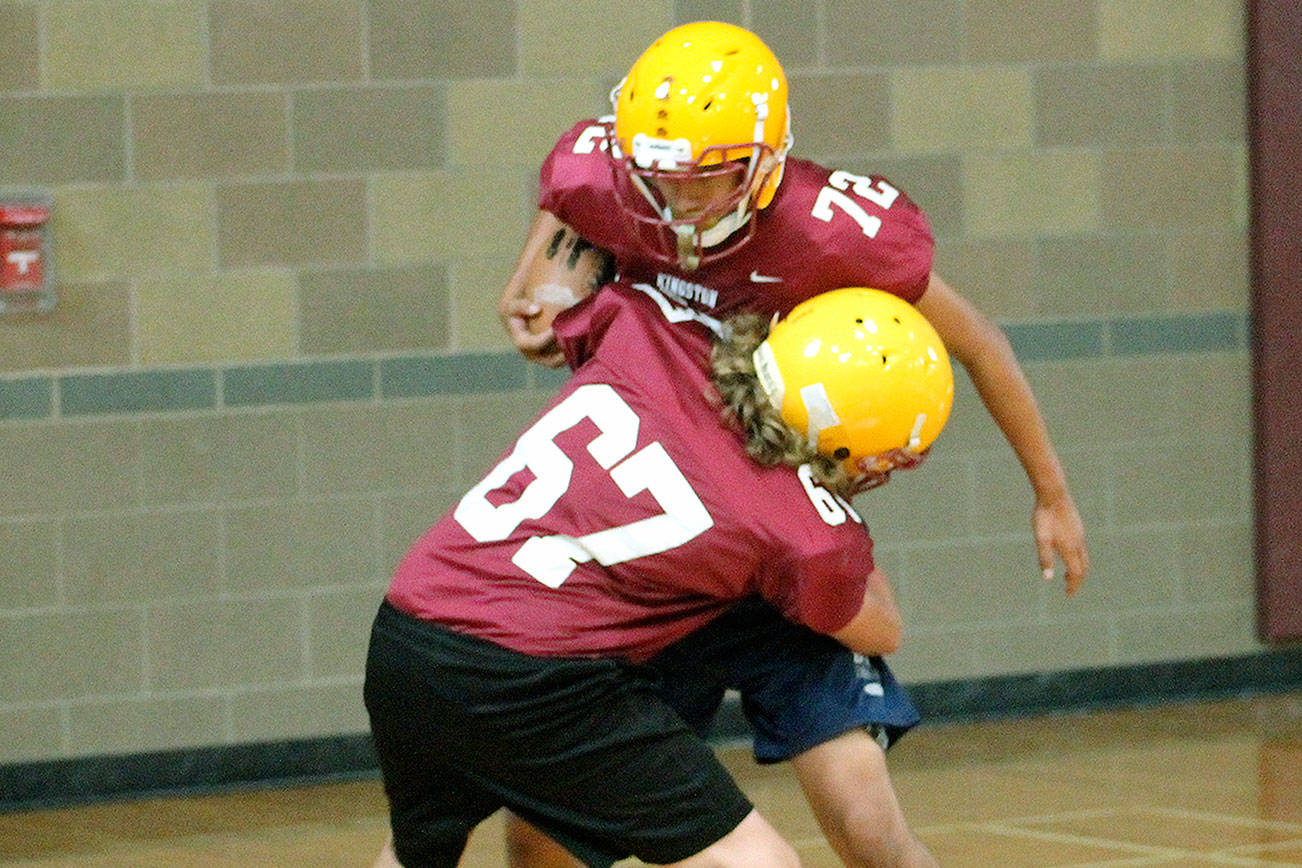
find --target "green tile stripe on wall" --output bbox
[530,363,571,392]
[0,377,53,420]
[0,314,1249,421]
[1109,311,1242,355]
[380,353,529,398]
[1005,321,1106,361]
[222,360,374,406]
[60,369,216,416]
[1003,311,1241,361]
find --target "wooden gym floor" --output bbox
[1,691,1299,867]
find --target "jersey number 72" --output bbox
[811,170,900,238]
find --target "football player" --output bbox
[496,20,1088,868]
[501,20,1086,588]
[367,285,948,868]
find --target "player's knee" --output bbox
[671,809,800,868]
[824,798,918,868]
[680,838,799,868]
[846,818,938,868]
[843,822,937,868]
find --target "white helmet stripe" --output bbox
[800,382,841,449]
[752,340,785,409]
[908,412,926,452]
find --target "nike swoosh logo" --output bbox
[749,271,783,283]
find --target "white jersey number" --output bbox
[798,464,863,527]
[573,118,618,155]
[573,124,609,155]
[454,383,714,588]
[811,170,901,238]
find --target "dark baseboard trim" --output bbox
[4,647,1301,813]
[908,644,1302,721]
[0,732,380,813]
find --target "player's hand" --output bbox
[1032,493,1089,595]
[499,296,566,367]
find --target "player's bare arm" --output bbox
[498,209,569,366]
[498,209,613,368]
[914,272,1090,595]
[830,567,903,656]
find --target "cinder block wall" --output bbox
[0,0,1252,766]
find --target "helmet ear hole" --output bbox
[833,447,851,460]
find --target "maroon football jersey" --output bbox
[538,119,935,321]
[387,284,875,662]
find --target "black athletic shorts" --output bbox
[510,598,924,868]
[363,601,753,868]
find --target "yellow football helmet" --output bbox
[752,288,954,484]
[608,21,792,270]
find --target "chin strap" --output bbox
[674,225,700,270]
[672,178,759,270]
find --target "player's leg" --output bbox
[365,604,503,866]
[503,638,732,868]
[663,808,800,868]
[372,834,400,867]
[790,729,937,868]
[653,598,928,868]
[504,812,586,868]
[368,601,789,867]
[501,807,799,868]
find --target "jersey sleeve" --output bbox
[535,119,645,262]
[781,538,874,635]
[537,121,579,211]
[752,487,876,636]
[824,174,935,305]
[774,160,936,306]
[552,287,616,370]
[857,178,935,303]
[537,119,607,222]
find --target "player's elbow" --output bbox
[884,621,903,655]
[831,610,902,656]
[955,317,1015,374]
[872,617,903,655]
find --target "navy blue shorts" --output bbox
[646,597,920,762]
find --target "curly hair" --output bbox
[710,313,849,493]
